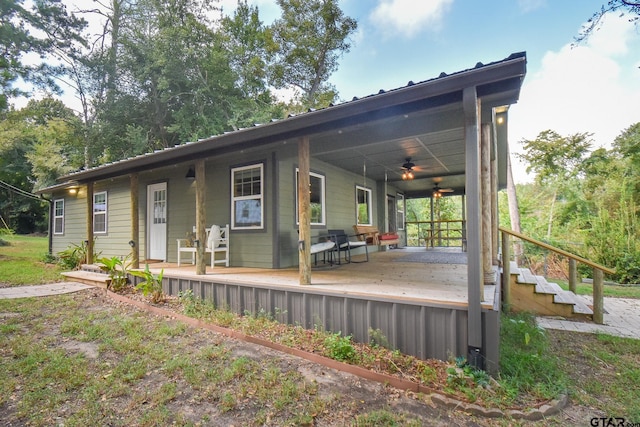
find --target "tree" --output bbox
[0,0,87,111]
[517,130,592,239]
[0,99,82,232]
[267,0,357,109]
[577,1,640,43]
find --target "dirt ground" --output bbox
[0,287,623,426]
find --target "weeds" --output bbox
[131,264,164,303]
[323,331,356,362]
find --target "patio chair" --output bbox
[328,229,369,264]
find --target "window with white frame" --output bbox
[53,199,64,234]
[396,193,405,230]
[231,163,264,229]
[296,169,326,226]
[93,191,107,234]
[356,185,372,225]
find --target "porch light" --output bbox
[402,170,414,180]
[185,166,196,180]
[401,158,415,180]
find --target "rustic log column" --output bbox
[490,123,499,266]
[481,123,494,285]
[195,160,207,275]
[130,173,139,269]
[298,136,311,285]
[463,86,483,368]
[86,181,94,264]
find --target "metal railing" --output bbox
[500,227,615,324]
[405,220,466,249]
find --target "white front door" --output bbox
[147,182,167,260]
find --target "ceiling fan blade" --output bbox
[440,188,454,193]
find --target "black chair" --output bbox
[328,229,369,264]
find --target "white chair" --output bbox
[177,224,229,267]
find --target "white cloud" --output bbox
[517,0,546,13]
[509,12,640,183]
[369,0,453,38]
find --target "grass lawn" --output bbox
[0,235,63,286]
[2,236,640,425]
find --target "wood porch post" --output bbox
[463,86,484,368]
[86,181,94,264]
[298,136,311,285]
[481,123,494,285]
[195,160,207,275]
[130,173,139,269]
[490,122,499,267]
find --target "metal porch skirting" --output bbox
[148,275,500,373]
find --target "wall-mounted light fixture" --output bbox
[68,187,78,195]
[185,166,196,180]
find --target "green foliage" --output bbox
[500,313,567,400]
[323,331,356,362]
[267,0,357,109]
[57,240,99,271]
[97,255,131,292]
[130,264,164,303]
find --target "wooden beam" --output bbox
[491,121,499,266]
[481,123,494,284]
[86,181,94,264]
[195,160,206,275]
[130,173,139,269]
[593,268,604,324]
[463,86,483,364]
[298,136,311,285]
[501,230,511,312]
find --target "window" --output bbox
[53,199,64,235]
[93,191,107,234]
[396,193,405,230]
[231,164,263,229]
[296,169,326,226]
[356,185,372,225]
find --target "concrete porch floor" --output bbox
[142,247,496,309]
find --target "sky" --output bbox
[18,0,640,184]
[218,0,640,183]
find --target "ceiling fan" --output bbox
[401,158,415,180]
[432,178,453,198]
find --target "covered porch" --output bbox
[147,247,496,309]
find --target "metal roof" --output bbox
[46,52,526,197]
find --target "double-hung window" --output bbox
[355,185,372,225]
[93,191,107,234]
[231,163,264,229]
[296,169,326,226]
[53,199,64,235]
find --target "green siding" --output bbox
[50,143,393,269]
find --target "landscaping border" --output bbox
[104,289,568,420]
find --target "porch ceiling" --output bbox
[309,103,470,199]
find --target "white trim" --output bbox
[93,191,107,234]
[53,199,64,235]
[231,163,264,230]
[295,169,326,226]
[355,185,372,226]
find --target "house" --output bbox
[38,52,527,372]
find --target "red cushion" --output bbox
[379,233,398,240]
